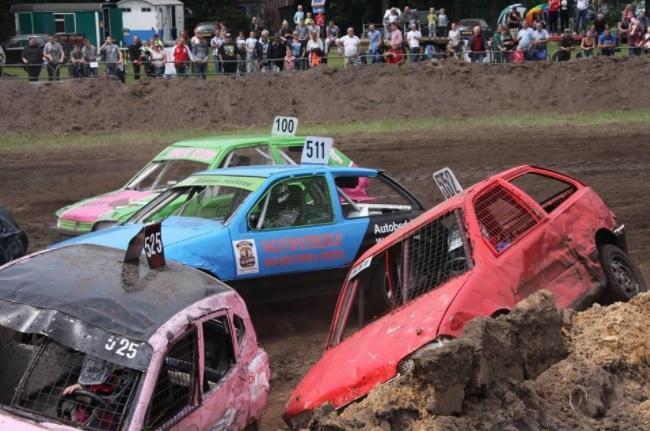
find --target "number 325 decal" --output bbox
[105,336,139,359]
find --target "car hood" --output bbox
[57,216,225,250]
[285,274,470,417]
[57,189,156,223]
[0,409,77,430]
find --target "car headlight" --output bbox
[397,336,454,375]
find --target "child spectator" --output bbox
[437,8,449,37]
[284,46,296,71]
[427,7,437,38]
[294,5,304,27]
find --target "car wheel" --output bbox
[599,244,647,301]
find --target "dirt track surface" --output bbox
[311,291,650,430]
[4,56,650,134]
[1,121,649,430]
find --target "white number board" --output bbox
[271,116,299,136]
[301,137,333,165]
[432,167,463,200]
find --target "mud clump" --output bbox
[310,291,650,431]
[5,56,650,134]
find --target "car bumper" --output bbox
[52,219,94,238]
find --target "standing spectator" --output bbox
[492,25,505,63]
[256,30,274,72]
[278,20,291,38]
[557,28,574,61]
[560,0,570,32]
[437,8,449,37]
[298,18,310,69]
[140,40,153,77]
[171,37,191,77]
[69,45,86,78]
[406,23,422,62]
[531,22,550,60]
[629,19,644,56]
[99,36,121,79]
[638,11,649,34]
[337,27,360,67]
[250,17,260,34]
[128,35,142,80]
[598,28,616,56]
[152,34,164,49]
[517,21,534,54]
[211,29,223,74]
[289,31,304,70]
[507,7,522,31]
[294,5,305,27]
[367,24,382,63]
[311,0,326,15]
[306,31,324,68]
[448,23,461,56]
[219,33,240,74]
[236,31,247,73]
[192,34,209,79]
[22,37,43,82]
[0,45,4,78]
[245,31,258,74]
[82,38,98,77]
[468,25,487,63]
[402,6,418,29]
[315,12,326,32]
[593,13,608,40]
[284,46,296,71]
[386,21,404,64]
[580,30,596,57]
[272,36,286,71]
[575,0,590,34]
[427,7,437,38]
[501,26,516,62]
[643,26,650,53]
[43,35,65,81]
[149,43,166,77]
[548,0,560,34]
[325,21,340,54]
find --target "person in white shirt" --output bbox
[337,27,361,67]
[406,23,422,62]
[447,22,461,55]
[244,31,257,74]
[210,30,223,73]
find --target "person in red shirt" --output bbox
[468,26,487,63]
[548,0,560,34]
[385,21,404,64]
[171,37,191,77]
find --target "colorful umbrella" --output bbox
[525,3,548,25]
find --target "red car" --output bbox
[285,165,646,428]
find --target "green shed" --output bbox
[10,3,124,47]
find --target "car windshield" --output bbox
[329,209,472,347]
[125,159,209,192]
[0,326,139,430]
[130,178,258,224]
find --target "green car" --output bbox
[55,135,358,237]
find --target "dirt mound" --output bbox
[4,55,650,134]
[309,291,650,431]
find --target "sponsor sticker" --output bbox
[349,256,372,279]
[233,239,260,275]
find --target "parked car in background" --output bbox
[0,207,28,265]
[0,243,269,430]
[457,18,492,40]
[194,22,217,38]
[285,165,646,428]
[3,34,47,64]
[58,165,424,301]
[54,134,361,237]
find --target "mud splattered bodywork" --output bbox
[285,165,635,427]
[0,245,269,431]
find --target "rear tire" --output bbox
[599,244,646,302]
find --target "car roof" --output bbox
[192,164,380,178]
[170,134,306,150]
[0,244,230,341]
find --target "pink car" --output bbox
[0,244,269,430]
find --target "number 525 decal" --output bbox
[105,336,140,359]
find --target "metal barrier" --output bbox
[1,44,647,81]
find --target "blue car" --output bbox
[58,166,423,300]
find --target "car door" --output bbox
[229,174,349,279]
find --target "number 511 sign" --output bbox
[301,136,333,165]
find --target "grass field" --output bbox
[2,108,649,152]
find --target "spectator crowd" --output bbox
[4,1,650,82]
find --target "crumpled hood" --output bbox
[285,275,470,417]
[58,189,155,223]
[56,216,225,250]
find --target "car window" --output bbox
[332,210,471,345]
[336,175,413,219]
[201,317,236,395]
[8,39,27,48]
[233,314,246,345]
[248,176,334,230]
[174,186,252,221]
[474,184,539,254]
[220,146,272,167]
[127,159,208,191]
[277,146,303,164]
[509,173,577,214]
[145,331,198,430]
[4,329,140,431]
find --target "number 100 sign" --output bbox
[301,137,333,165]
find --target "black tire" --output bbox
[599,244,647,301]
